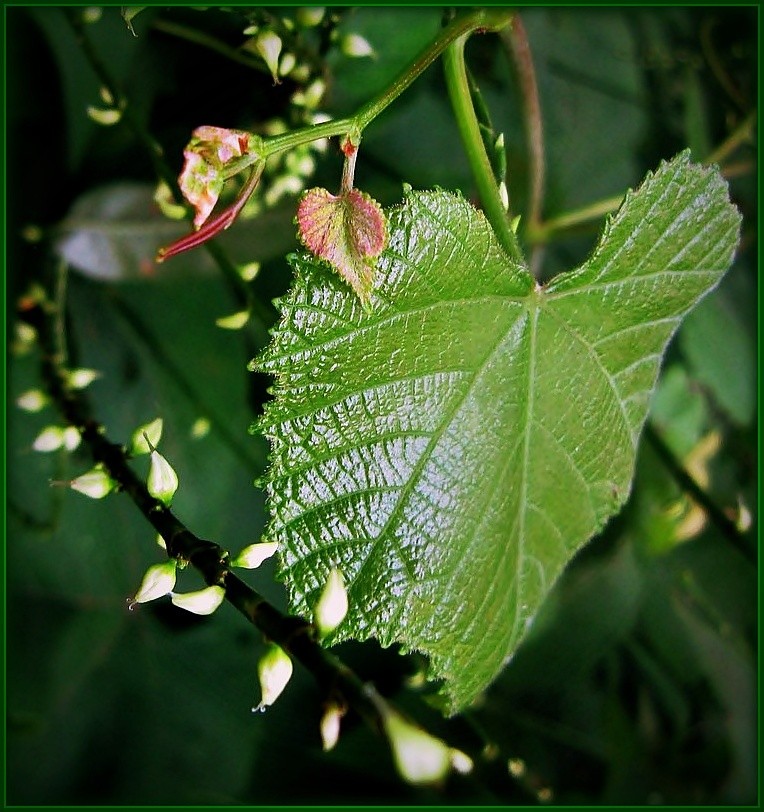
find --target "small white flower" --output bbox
[170,585,225,615]
[341,33,374,58]
[296,7,325,27]
[33,426,64,452]
[69,466,116,499]
[147,449,178,505]
[314,568,348,637]
[255,644,293,710]
[130,418,163,456]
[66,368,101,390]
[230,541,278,570]
[16,389,48,413]
[132,559,177,604]
[61,426,82,451]
[279,52,297,77]
[383,710,451,785]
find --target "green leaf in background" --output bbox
[257,151,740,713]
[678,289,756,427]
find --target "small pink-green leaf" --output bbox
[178,126,252,229]
[297,187,387,305]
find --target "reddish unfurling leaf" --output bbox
[296,187,387,305]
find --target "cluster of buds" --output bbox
[240,8,373,88]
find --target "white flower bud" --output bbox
[70,466,116,499]
[238,261,261,282]
[170,585,225,615]
[256,31,282,82]
[147,449,179,505]
[383,710,451,785]
[263,118,288,137]
[33,426,64,452]
[86,106,122,126]
[230,541,278,570]
[296,7,325,27]
[67,368,101,390]
[130,418,163,456]
[320,703,344,751]
[264,174,303,207]
[132,559,177,604]
[303,79,325,109]
[190,417,211,439]
[61,426,82,451]
[13,322,37,355]
[450,749,474,775]
[341,33,374,58]
[286,150,316,178]
[16,389,48,413]
[215,309,250,330]
[314,568,348,637]
[255,644,293,711]
[279,52,297,78]
[83,7,102,24]
[289,63,311,83]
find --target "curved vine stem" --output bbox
[500,16,545,276]
[443,35,525,267]
[262,8,515,159]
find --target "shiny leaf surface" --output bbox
[258,152,741,712]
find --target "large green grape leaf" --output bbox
[256,151,740,713]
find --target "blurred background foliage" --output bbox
[6,6,757,805]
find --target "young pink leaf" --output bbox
[296,187,387,305]
[177,126,252,229]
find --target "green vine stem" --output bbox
[526,110,755,246]
[500,15,545,277]
[443,35,525,266]
[501,16,545,234]
[260,8,515,158]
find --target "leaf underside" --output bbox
[257,151,740,714]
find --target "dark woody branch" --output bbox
[17,293,399,733]
[19,292,546,796]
